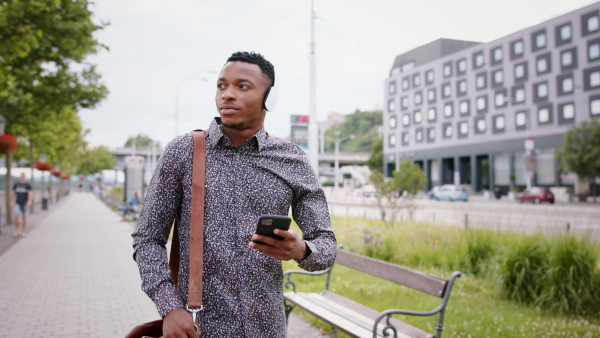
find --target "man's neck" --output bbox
[219,125,263,147]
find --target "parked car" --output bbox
[516,187,555,204]
[354,184,377,197]
[426,186,441,199]
[432,185,469,202]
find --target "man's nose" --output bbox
[222,87,235,100]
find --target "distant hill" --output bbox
[323,110,382,153]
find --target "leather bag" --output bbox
[126,130,207,338]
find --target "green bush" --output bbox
[462,229,497,276]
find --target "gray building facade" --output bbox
[384,2,600,194]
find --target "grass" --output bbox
[284,215,600,337]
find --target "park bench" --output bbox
[283,248,461,338]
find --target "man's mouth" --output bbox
[219,105,239,114]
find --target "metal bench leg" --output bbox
[284,302,295,325]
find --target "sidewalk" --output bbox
[0,192,325,337]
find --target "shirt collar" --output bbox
[207,117,270,151]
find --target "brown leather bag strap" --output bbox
[188,130,207,309]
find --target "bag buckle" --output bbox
[186,305,203,334]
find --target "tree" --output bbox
[366,136,383,174]
[124,134,157,148]
[323,110,382,153]
[372,159,427,226]
[556,120,600,202]
[76,146,116,176]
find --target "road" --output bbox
[325,190,600,241]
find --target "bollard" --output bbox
[464,214,469,229]
[566,223,570,233]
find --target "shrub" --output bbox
[462,229,497,276]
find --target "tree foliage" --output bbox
[371,159,427,226]
[125,134,158,148]
[556,119,600,200]
[324,110,382,153]
[76,146,116,176]
[366,136,383,173]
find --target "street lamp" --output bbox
[0,114,5,135]
[39,152,48,210]
[334,131,355,189]
[175,71,214,137]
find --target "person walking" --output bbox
[11,173,33,238]
[122,191,141,221]
[132,51,337,337]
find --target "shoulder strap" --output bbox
[188,130,207,308]
[167,130,207,308]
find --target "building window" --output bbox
[389,134,396,147]
[532,29,547,51]
[444,102,453,118]
[511,39,524,60]
[588,38,600,62]
[533,81,549,103]
[512,85,526,105]
[458,121,469,138]
[582,10,600,36]
[415,128,424,143]
[560,47,578,71]
[414,110,422,124]
[491,46,503,65]
[402,113,410,127]
[556,22,572,47]
[515,110,529,130]
[414,91,423,105]
[427,107,437,122]
[389,116,397,129]
[401,96,409,110]
[473,50,484,69]
[590,94,600,116]
[514,62,528,82]
[402,132,409,146]
[402,77,410,91]
[495,89,508,108]
[427,127,436,142]
[476,72,487,90]
[388,82,396,95]
[536,52,552,74]
[584,66,600,90]
[413,73,421,87]
[557,73,574,96]
[442,122,453,139]
[457,58,467,75]
[492,68,503,88]
[537,104,554,125]
[474,116,486,134]
[493,115,506,134]
[442,82,452,98]
[457,79,467,96]
[459,99,470,116]
[558,102,575,125]
[425,69,434,85]
[443,61,453,78]
[476,95,488,113]
[427,88,436,103]
[388,99,396,112]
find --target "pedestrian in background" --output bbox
[11,173,33,238]
[122,191,141,221]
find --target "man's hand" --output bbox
[249,228,310,260]
[162,308,200,338]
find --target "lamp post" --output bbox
[39,152,48,210]
[0,113,5,231]
[175,71,214,138]
[334,131,355,189]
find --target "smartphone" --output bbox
[253,215,291,244]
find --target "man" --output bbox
[11,173,33,238]
[133,52,337,337]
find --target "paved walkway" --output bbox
[0,192,325,337]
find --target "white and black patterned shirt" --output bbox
[132,117,336,337]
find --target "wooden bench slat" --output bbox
[335,249,448,297]
[285,292,385,338]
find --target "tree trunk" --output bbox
[5,152,12,225]
[29,139,35,214]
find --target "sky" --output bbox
[79,0,599,150]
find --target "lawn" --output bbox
[283,215,600,337]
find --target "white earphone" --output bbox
[263,85,279,112]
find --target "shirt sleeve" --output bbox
[131,136,188,317]
[290,152,337,272]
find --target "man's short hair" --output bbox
[226,51,275,87]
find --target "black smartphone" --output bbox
[253,215,291,244]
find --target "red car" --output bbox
[516,187,555,204]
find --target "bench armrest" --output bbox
[373,271,461,338]
[283,267,333,293]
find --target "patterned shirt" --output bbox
[132,117,337,337]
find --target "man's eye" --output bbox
[240,84,249,89]
[217,83,225,89]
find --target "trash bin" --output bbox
[42,198,48,210]
[494,187,502,200]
